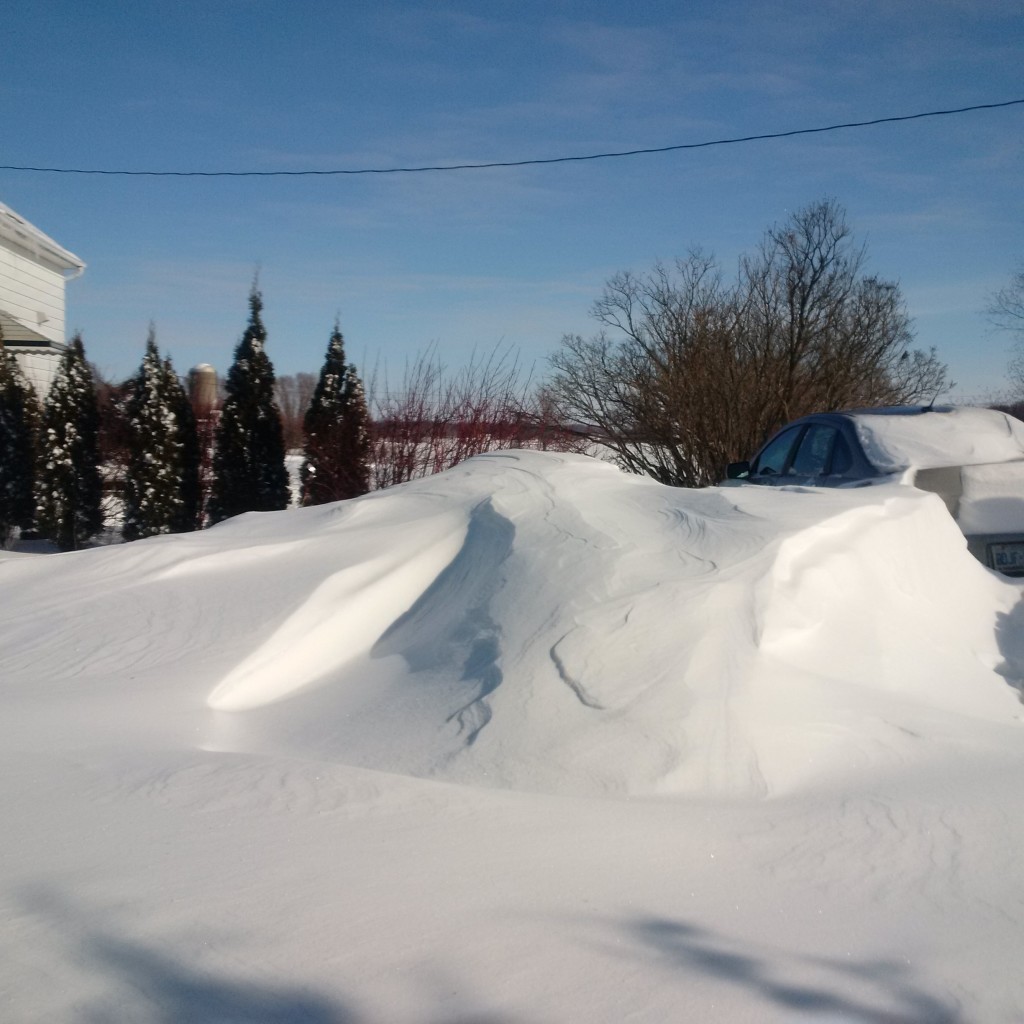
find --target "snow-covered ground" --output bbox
[3,449,1024,1022]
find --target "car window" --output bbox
[790,425,837,476]
[752,426,803,476]
[827,432,853,475]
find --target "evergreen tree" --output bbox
[122,329,201,540]
[0,331,39,544]
[339,368,371,494]
[208,287,290,523]
[36,334,103,550]
[301,324,371,505]
[166,356,203,531]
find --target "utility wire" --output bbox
[2,99,1022,178]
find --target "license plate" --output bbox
[989,542,1024,572]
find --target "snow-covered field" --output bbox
[3,449,1024,1023]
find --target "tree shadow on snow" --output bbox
[81,936,353,1024]
[620,915,963,1023]
[16,885,526,1024]
[15,885,350,1024]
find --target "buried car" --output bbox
[725,405,1024,576]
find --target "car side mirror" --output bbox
[726,461,750,480]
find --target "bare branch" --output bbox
[545,199,948,486]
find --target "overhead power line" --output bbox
[2,99,1022,178]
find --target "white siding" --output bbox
[0,245,67,345]
[8,345,64,400]
[0,203,84,398]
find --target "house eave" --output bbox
[0,202,86,276]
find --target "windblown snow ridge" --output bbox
[197,451,1024,797]
[4,449,1020,799]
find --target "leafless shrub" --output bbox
[545,199,948,487]
[990,264,1024,398]
[275,372,317,451]
[367,343,586,490]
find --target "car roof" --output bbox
[805,406,1024,471]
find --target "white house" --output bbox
[0,201,86,398]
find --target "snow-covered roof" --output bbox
[0,201,85,275]
[851,406,1024,471]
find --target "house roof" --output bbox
[0,202,85,276]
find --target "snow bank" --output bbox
[11,449,1019,798]
[243,455,1024,796]
[4,449,1024,1021]
[853,405,1024,471]
[207,507,470,710]
[957,459,1024,534]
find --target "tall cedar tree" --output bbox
[122,330,202,540]
[208,288,290,523]
[36,334,104,550]
[168,356,203,530]
[0,332,40,543]
[301,325,371,504]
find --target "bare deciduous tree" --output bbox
[990,264,1024,396]
[991,264,1024,334]
[275,372,317,451]
[545,199,948,487]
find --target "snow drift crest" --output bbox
[195,451,1024,797]
[2,449,1020,797]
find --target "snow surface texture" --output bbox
[3,450,1024,1022]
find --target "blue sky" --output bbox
[2,0,1022,401]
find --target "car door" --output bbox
[747,425,806,484]
[747,421,858,486]
[787,423,854,484]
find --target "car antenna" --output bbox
[924,379,956,411]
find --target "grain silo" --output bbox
[189,363,219,417]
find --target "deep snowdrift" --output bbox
[4,450,1024,1022]
[4,450,1021,798]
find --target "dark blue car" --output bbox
[726,406,1024,576]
